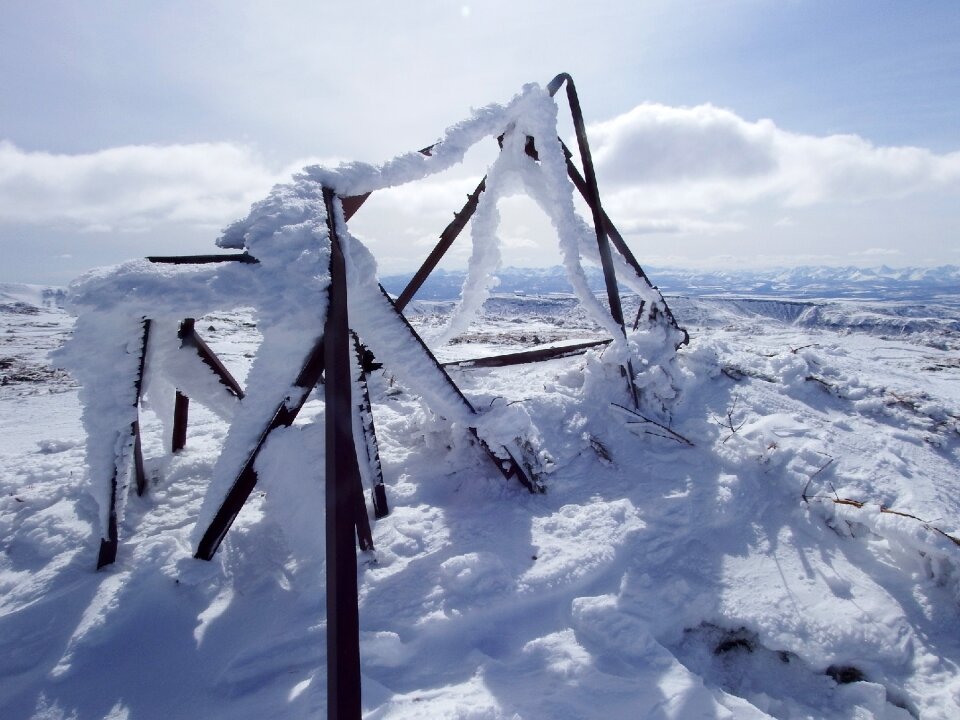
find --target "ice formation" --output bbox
[57,80,681,554]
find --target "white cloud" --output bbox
[3,103,958,275]
[590,103,960,216]
[618,217,745,235]
[848,247,903,257]
[591,104,777,185]
[0,141,308,232]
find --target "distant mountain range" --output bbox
[0,283,67,310]
[380,265,960,301]
[3,264,957,310]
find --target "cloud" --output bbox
[0,141,308,232]
[589,103,960,216]
[617,217,745,235]
[591,104,777,185]
[848,247,903,257]
[4,102,958,274]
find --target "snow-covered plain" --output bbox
[1,273,958,719]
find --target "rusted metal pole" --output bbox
[146,252,258,264]
[97,318,151,569]
[172,392,189,452]
[395,177,487,311]
[132,319,150,497]
[548,73,640,408]
[442,338,612,369]
[194,335,327,560]
[323,187,364,720]
[178,318,246,399]
[351,333,388,519]
[378,286,542,493]
[559,142,688,346]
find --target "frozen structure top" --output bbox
[58,74,688,719]
[60,74,686,567]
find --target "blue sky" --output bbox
[2,1,959,284]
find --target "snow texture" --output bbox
[3,278,960,719]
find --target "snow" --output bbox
[429,93,628,348]
[3,279,960,719]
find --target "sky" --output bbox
[1,0,959,285]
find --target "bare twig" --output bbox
[587,435,613,465]
[801,456,835,503]
[811,494,960,547]
[611,403,695,446]
[721,366,744,382]
[713,394,747,443]
[805,375,842,397]
[722,364,777,383]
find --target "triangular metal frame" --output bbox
[100,73,688,569]
[88,73,689,720]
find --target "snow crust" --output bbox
[5,285,960,719]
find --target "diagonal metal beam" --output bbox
[341,193,371,221]
[170,318,246,452]
[442,338,612,369]
[559,141,688,346]
[378,286,543,493]
[193,334,327,561]
[178,318,246,399]
[547,72,640,408]
[351,333,388,519]
[394,176,487,311]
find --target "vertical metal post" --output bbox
[97,427,123,570]
[172,391,189,452]
[323,187,363,720]
[132,319,151,496]
[171,318,196,451]
[97,317,151,568]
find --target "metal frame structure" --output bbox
[91,73,687,719]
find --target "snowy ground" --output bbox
[1,282,959,719]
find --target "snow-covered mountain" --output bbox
[381,264,960,302]
[0,282,67,310]
[1,277,959,719]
